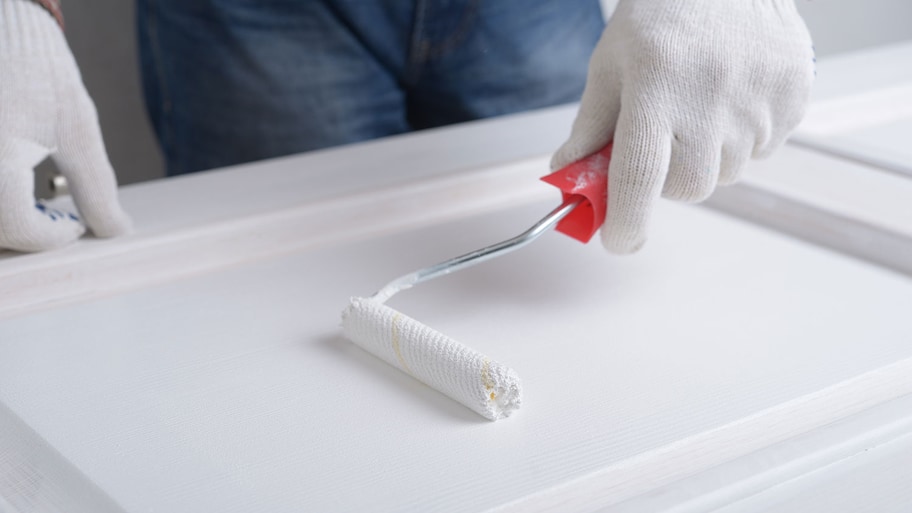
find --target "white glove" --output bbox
[0,0,131,252]
[552,0,815,253]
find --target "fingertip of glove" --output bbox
[551,140,602,172]
[551,118,618,171]
[600,227,646,255]
[549,144,574,172]
[87,211,133,239]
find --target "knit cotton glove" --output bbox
[552,0,814,253]
[0,0,131,252]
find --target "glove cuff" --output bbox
[0,0,64,57]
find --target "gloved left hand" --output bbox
[0,0,131,253]
[552,0,815,254]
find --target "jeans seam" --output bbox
[406,0,479,86]
[424,0,480,60]
[405,0,429,86]
[405,0,480,85]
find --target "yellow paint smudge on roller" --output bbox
[481,358,496,401]
[390,312,412,375]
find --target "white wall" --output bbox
[37,0,912,197]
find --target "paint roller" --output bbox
[341,145,611,420]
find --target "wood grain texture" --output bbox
[3,132,911,320]
[792,41,912,177]
[0,401,125,513]
[0,102,578,319]
[713,430,912,513]
[706,143,912,277]
[0,157,554,320]
[602,394,912,512]
[1,198,911,512]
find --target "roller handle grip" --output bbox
[540,144,612,243]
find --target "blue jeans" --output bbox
[137,0,604,176]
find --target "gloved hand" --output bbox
[0,0,131,252]
[552,0,814,253]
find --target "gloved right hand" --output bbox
[0,0,131,252]
[552,0,815,254]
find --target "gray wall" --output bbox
[600,0,912,56]
[64,0,164,185]
[37,0,163,198]
[38,0,912,197]
[798,0,912,55]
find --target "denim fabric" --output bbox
[137,0,604,176]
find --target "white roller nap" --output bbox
[343,297,522,420]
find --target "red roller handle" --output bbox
[540,144,611,243]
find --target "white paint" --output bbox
[494,358,912,513]
[793,41,912,176]
[0,157,555,320]
[706,143,912,276]
[712,430,912,513]
[797,83,912,137]
[0,104,579,319]
[603,394,912,512]
[4,125,912,320]
[1,195,911,512]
